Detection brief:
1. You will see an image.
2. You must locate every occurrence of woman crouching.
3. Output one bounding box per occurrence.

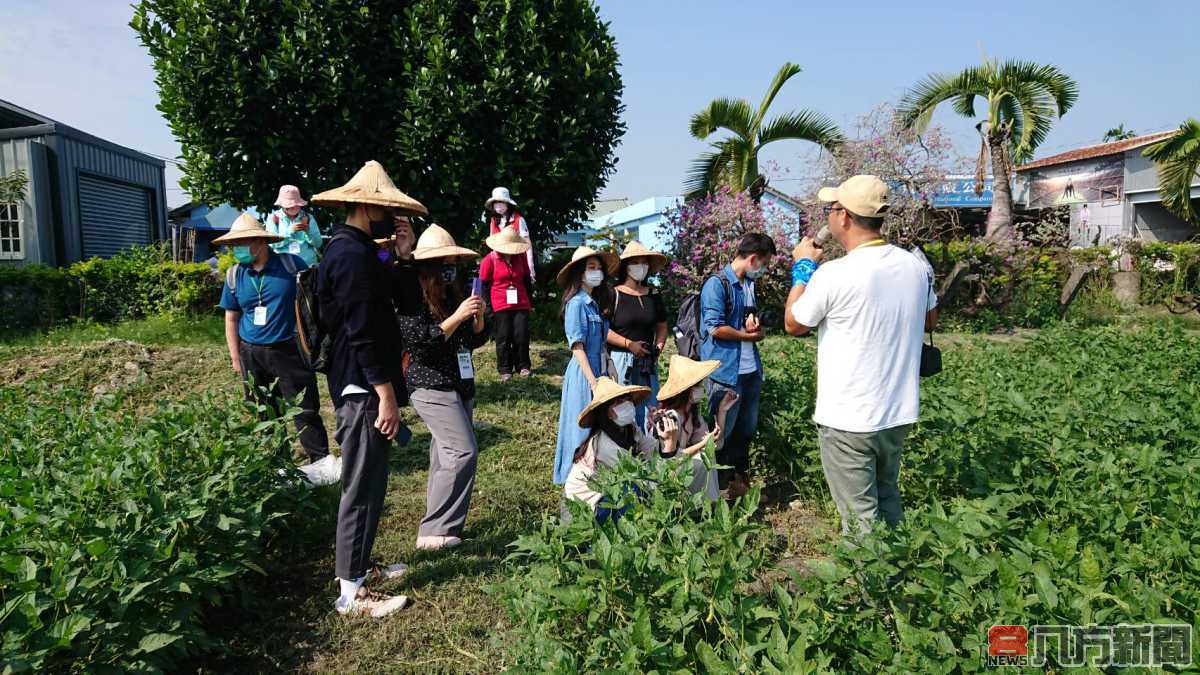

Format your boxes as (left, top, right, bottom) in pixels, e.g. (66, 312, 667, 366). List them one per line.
(649, 355, 739, 501)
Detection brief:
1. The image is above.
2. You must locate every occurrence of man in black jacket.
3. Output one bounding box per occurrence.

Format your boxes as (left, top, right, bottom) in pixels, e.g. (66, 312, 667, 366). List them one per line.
(311, 161, 428, 618)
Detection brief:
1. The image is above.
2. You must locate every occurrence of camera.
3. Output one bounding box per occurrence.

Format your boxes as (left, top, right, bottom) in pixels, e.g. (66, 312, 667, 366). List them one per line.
(650, 408, 679, 439)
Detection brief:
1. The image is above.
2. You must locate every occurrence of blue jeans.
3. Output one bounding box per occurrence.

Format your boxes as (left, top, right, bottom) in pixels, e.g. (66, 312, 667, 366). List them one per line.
(707, 371, 763, 488)
(610, 350, 659, 431)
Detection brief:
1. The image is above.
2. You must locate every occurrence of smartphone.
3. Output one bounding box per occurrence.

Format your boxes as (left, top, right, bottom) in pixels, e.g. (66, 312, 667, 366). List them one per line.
(470, 277, 482, 297)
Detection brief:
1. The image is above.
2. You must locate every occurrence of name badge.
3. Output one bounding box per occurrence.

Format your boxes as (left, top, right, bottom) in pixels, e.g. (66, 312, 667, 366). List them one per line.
(288, 241, 302, 255)
(457, 351, 474, 379)
(506, 286, 519, 305)
(253, 305, 268, 326)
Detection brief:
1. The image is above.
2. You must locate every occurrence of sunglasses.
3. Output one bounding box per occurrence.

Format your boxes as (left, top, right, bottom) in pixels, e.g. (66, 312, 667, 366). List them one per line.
(822, 205, 846, 216)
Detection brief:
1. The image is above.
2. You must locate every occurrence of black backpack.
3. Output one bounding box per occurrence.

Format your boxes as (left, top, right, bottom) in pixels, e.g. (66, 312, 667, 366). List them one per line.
(673, 274, 733, 360)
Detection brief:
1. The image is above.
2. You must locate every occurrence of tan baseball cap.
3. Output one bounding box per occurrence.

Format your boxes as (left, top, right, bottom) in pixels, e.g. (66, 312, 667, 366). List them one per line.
(817, 175, 890, 218)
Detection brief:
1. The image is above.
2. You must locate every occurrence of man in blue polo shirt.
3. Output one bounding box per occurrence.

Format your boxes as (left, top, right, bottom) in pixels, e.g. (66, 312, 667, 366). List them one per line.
(699, 232, 776, 499)
(216, 212, 329, 463)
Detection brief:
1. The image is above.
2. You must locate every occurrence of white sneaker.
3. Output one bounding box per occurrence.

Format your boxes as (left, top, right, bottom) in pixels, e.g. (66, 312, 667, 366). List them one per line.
(415, 535, 462, 550)
(363, 562, 408, 586)
(335, 589, 409, 618)
(298, 454, 342, 487)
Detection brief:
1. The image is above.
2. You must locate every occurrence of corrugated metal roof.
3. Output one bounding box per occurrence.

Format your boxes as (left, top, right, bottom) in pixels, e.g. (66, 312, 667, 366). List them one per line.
(1016, 131, 1178, 172)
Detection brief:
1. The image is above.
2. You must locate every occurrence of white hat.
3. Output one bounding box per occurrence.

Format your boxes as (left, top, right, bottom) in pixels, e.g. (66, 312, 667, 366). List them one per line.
(485, 186, 519, 212)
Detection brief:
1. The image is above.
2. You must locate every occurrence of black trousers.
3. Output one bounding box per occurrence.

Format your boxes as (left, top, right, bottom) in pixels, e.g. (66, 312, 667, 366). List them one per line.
(239, 339, 330, 462)
(493, 309, 530, 374)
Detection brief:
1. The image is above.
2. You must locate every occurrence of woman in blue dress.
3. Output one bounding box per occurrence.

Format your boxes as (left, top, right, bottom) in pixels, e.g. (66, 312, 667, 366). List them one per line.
(552, 246, 619, 485)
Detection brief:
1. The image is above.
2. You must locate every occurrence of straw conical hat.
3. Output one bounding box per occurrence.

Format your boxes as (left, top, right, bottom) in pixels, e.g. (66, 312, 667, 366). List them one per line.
(657, 355, 720, 402)
(556, 245, 620, 287)
(412, 224, 479, 262)
(212, 212, 285, 245)
(577, 377, 652, 428)
(485, 227, 531, 255)
(611, 240, 668, 276)
(310, 160, 428, 216)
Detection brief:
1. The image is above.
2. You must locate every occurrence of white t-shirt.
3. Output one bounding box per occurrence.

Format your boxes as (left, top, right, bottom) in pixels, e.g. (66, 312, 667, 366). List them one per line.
(790, 244, 937, 433)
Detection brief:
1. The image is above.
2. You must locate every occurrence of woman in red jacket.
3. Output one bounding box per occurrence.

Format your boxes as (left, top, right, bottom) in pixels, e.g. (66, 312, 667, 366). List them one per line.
(479, 227, 534, 380)
(485, 187, 535, 284)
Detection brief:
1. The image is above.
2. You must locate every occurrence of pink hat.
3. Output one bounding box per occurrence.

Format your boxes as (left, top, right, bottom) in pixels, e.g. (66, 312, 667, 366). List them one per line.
(274, 185, 308, 209)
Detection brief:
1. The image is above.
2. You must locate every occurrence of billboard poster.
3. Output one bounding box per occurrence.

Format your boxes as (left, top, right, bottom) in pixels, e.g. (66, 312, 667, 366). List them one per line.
(1025, 156, 1124, 209)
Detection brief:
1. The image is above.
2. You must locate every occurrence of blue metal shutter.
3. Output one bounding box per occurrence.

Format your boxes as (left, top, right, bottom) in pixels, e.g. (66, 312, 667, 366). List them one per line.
(78, 175, 152, 259)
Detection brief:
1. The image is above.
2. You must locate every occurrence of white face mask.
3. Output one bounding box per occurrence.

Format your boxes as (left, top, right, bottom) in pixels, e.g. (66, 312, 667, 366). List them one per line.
(690, 387, 705, 404)
(627, 263, 649, 281)
(611, 401, 636, 427)
(493, 202, 509, 215)
(583, 269, 604, 288)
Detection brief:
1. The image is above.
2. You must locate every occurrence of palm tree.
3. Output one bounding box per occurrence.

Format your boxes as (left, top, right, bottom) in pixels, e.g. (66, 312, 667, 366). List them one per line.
(685, 62, 842, 202)
(1143, 119, 1200, 222)
(896, 58, 1078, 239)
(1103, 124, 1136, 142)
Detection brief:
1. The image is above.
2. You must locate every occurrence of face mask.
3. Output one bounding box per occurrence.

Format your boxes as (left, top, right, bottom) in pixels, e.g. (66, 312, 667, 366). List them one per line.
(583, 269, 604, 288)
(494, 202, 509, 215)
(611, 401, 636, 427)
(232, 245, 254, 264)
(690, 387, 705, 404)
(369, 217, 394, 240)
(746, 260, 766, 280)
(628, 263, 649, 281)
(440, 265, 458, 284)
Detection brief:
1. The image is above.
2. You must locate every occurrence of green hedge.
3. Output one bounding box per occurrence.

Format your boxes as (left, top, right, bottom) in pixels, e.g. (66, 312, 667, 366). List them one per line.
(0, 245, 221, 330)
(0, 386, 315, 673)
(1128, 241, 1200, 305)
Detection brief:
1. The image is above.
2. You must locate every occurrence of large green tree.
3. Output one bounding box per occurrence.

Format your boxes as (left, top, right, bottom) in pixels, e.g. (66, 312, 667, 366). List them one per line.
(684, 63, 842, 202)
(1143, 119, 1200, 223)
(897, 58, 1078, 239)
(132, 0, 624, 247)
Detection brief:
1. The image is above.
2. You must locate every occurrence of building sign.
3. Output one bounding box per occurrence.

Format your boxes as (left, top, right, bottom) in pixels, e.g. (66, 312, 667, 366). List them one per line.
(1025, 156, 1124, 210)
(930, 176, 993, 208)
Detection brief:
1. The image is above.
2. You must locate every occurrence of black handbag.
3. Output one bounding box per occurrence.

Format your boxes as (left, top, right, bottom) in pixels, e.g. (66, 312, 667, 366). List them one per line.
(920, 330, 942, 378)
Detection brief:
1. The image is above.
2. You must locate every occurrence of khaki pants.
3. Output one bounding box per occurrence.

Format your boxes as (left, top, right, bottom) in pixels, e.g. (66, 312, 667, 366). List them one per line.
(817, 424, 911, 538)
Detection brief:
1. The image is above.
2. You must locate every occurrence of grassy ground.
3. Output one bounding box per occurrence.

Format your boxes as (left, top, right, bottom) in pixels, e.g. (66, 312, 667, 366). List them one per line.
(0, 315, 837, 672)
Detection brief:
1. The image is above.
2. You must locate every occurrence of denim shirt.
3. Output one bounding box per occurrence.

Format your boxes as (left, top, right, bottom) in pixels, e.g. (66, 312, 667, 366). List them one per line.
(564, 290, 608, 376)
(699, 265, 761, 386)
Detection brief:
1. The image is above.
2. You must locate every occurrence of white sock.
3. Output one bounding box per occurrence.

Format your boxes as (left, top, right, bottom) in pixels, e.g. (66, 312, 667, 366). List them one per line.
(338, 576, 365, 603)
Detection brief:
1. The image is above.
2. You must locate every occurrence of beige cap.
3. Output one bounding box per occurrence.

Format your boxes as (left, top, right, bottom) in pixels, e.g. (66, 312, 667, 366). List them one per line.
(412, 224, 479, 263)
(212, 212, 285, 245)
(817, 175, 890, 218)
(577, 377, 652, 428)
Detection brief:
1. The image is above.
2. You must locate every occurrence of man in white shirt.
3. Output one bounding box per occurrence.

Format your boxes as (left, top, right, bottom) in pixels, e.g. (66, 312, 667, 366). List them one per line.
(783, 175, 938, 537)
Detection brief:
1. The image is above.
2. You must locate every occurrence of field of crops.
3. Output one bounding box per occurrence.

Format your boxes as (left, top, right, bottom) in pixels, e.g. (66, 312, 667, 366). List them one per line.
(2, 319, 1198, 672)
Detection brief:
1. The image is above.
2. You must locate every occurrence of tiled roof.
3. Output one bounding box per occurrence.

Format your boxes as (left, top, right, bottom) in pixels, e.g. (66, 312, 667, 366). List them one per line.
(1016, 130, 1178, 172)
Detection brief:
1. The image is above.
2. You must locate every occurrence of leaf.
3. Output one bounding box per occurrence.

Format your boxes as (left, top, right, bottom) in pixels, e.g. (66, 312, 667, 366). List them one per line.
(1032, 561, 1058, 610)
(138, 632, 182, 654)
(48, 614, 92, 646)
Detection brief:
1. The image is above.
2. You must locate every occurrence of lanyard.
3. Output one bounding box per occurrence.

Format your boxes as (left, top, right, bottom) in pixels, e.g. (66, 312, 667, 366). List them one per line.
(855, 239, 886, 251)
(247, 270, 266, 307)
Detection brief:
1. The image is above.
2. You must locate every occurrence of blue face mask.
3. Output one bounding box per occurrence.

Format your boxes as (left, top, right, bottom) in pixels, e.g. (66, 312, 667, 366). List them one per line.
(746, 261, 766, 279)
(232, 245, 254, 264)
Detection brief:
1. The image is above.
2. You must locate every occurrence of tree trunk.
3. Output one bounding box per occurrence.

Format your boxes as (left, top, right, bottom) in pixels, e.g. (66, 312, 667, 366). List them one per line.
(985, 132, 1014, 240)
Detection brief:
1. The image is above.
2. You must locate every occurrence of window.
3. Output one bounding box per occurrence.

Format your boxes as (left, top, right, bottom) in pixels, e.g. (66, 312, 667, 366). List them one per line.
(0, 201, 23, 260)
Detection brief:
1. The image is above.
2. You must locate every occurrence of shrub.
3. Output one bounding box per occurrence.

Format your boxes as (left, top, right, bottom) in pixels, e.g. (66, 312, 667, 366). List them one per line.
(0, 265, 78, 330)
(488, 449, 828, 672)
(1129, 241, 1200, 306)
(0, 386, 314, 673)
(660, 189, 797, 325)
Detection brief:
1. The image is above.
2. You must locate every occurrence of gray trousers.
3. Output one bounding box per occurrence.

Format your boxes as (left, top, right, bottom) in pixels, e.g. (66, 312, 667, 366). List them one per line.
(817, 424, 911, 537)
(334, 394, 390, 580)
(410, 388, 478, 538)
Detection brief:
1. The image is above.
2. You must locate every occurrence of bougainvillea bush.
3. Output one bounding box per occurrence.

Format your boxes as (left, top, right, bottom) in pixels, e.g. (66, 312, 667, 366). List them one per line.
(660, 188, 798, 324)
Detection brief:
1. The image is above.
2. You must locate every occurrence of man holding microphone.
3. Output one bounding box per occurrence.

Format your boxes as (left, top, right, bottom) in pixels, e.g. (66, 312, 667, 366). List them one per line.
(784, 175, 938, 538)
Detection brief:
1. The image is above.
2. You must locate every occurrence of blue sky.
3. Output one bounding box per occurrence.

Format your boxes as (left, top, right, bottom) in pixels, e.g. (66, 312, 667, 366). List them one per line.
(2, 0, 1197, 208)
